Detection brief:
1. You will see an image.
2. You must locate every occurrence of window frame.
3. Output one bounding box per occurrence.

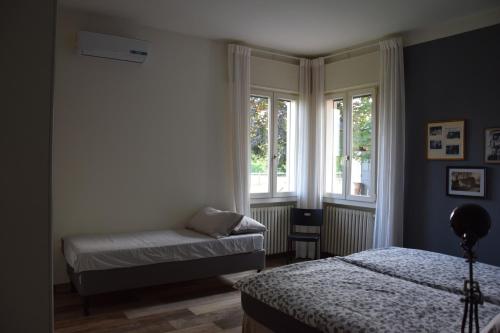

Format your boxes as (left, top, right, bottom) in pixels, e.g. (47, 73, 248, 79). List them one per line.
(324, 87, 377, 203)
(324, 92, 347, 200)
(249, 89, 273, 199)
(250, 88, 298, 200)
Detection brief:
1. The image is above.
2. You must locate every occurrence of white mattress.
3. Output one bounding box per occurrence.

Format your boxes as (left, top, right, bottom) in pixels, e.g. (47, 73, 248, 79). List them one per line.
(64, 228, 264, 273)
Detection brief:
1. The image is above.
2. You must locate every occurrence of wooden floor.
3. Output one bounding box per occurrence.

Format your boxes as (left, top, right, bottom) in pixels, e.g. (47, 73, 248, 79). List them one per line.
(54, 256, 287, 333)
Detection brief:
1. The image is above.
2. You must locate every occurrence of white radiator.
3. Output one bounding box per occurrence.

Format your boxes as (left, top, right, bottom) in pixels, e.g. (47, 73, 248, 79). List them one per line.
(322, 205, 375, 256)
(251, 204, 294, 255)
(251, 204, 374, 257)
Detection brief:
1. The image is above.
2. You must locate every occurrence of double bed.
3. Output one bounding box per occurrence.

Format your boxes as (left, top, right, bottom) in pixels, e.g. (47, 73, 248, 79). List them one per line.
(63, 228, 265, 315)
(235, 247, 500, 333)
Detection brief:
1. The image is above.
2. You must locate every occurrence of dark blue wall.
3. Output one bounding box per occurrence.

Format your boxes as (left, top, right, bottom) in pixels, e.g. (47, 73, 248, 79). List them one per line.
(404, 24, 500, 266)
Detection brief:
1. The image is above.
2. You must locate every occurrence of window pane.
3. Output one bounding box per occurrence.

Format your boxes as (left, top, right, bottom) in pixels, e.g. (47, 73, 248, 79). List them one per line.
(276, 99, 297, 193)
(250, 95, 270, 194)
(325, 99, 345, 195)
(350, 94, 373, 197)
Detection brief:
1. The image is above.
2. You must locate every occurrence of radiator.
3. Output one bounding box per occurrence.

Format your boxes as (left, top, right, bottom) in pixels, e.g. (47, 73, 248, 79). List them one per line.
(322, 205, 375, 256)
(251, 204, 294, 255)
(251, 204, 374, 257)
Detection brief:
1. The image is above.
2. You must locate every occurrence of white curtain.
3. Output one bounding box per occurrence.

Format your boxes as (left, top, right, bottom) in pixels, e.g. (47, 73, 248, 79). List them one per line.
(296, 59, 311, 209)
(228, 44, 251, 217)
(297, 57, 324, 209)
(374, 38, 406, 248)
(296, 57, 325, 258)
(310, 58, 325, 210)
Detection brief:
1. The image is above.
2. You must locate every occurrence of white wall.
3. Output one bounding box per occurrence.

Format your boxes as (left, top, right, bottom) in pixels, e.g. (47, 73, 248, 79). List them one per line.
(53, 9, 231, 284)
(325, 51, 379, 91)
(251, 56, 299, 92)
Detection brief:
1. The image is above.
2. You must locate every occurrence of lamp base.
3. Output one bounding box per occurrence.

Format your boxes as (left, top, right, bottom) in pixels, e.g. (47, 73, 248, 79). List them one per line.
(461, 246, 484, 333)
(461, 280, 482, 333)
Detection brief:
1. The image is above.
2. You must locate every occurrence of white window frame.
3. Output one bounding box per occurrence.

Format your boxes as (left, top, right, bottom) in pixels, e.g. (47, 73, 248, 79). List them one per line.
(324, 87, 377, 204)
(250, 88, 298, 200)
(324, 92, 348, 200)
(249, 89, 272, 199)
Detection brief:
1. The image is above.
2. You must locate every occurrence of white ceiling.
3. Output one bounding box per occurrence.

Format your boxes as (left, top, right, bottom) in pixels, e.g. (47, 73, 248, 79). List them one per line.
(61, 0, 500, 56)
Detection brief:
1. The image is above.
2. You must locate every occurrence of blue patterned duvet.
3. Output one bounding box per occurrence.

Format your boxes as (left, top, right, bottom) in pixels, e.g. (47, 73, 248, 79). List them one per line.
(340, 247, 500, 306)
(234, 247, 500, 333)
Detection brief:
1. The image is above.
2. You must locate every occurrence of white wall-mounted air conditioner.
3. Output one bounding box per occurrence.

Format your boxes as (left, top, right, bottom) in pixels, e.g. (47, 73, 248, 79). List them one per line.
(77, 31, 151, 63)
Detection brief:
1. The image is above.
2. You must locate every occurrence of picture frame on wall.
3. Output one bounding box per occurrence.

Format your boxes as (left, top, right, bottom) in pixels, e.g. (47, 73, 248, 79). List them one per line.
(447, 167, 486, 198)
(485, 127, 500, 164)
(427, 120, 465, 160)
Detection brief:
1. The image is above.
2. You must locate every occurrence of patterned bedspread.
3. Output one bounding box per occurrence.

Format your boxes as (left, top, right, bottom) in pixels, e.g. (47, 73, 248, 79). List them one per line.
(234, 249, 500, 333)
(340, 247, 500, 306)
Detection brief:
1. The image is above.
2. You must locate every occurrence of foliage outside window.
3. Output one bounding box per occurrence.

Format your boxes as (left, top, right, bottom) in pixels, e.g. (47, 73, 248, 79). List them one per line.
(250, 90, 297, 198)
(325, 88, 376, 202)
(250, 96, 270, 190)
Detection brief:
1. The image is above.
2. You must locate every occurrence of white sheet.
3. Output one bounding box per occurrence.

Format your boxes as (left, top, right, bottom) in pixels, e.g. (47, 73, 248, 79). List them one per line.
(64, 228, 263, 273)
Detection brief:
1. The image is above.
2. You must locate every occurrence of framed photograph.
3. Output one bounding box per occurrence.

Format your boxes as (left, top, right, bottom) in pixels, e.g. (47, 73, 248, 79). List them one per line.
(485, 128, 500, 164)
(427, 120, 465, 160)
(447, 167, 486, 198)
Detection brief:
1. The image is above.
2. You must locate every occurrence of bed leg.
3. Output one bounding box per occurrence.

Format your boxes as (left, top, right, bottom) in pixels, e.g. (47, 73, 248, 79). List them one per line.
(82, 296, 90, 316)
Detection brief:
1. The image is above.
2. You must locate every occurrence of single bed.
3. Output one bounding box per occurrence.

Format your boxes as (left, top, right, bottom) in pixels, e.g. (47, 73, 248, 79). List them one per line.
(63, 228, 265, 315)
(234, 247, 500, 333)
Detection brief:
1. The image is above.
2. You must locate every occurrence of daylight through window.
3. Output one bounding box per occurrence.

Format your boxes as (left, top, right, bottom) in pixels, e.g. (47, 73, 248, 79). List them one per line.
(325, 88, 376, 202)
(250, 90, 298, 198)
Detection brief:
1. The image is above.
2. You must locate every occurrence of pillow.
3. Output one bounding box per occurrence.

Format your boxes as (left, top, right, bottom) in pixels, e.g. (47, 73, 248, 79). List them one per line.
(231, 215, 267, 235)
(187, 207, 243, 238)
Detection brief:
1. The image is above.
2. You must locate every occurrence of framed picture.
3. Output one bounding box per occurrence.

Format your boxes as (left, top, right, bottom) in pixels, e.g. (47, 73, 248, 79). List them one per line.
(427, 120, 465, 160)
(447, 167, 486, 198)
(485, 127, 500, 164)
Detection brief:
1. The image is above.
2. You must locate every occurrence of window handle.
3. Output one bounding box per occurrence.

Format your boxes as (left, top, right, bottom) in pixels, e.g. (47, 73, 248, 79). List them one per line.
(273, 154, 278, 160)
(345, 155, 350, 161)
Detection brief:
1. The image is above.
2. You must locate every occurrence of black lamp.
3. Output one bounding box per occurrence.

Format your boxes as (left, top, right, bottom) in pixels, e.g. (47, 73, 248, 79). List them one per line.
(450, 204, 491, 333)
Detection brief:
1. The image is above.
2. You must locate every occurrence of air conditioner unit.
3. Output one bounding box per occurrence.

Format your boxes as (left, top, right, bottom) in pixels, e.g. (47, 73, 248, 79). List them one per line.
(77, 31, 150, 63)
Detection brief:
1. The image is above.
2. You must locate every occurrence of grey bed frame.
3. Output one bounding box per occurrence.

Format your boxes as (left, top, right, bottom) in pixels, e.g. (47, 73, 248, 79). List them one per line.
(65, 246, 265, 315)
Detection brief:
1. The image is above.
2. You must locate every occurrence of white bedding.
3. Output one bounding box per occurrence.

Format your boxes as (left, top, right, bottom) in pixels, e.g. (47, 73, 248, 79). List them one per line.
(64, 228, 264, 273)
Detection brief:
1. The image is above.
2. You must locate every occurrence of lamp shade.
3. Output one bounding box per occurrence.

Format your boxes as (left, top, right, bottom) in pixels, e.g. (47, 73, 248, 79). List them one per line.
(450, 204, 491, 248)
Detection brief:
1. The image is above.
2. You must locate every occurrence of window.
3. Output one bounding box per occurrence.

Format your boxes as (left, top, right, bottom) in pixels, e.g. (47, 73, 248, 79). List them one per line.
(250, 89, 298, 198)
(325, 88, 376, 202)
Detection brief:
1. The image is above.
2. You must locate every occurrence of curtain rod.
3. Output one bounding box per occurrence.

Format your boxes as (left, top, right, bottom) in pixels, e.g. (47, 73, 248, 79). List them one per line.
(250, 42, 379, 63)
(250, 48, 302, 62)
(249, 37, 390, 64)
(322, 41, 380, 61)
